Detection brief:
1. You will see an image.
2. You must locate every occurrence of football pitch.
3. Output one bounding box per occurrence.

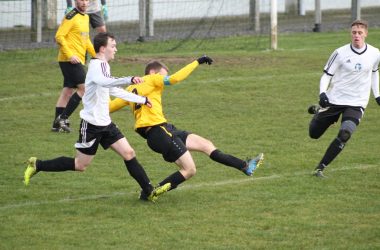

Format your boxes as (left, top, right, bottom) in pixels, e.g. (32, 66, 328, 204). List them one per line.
(0, 31, 379, 249)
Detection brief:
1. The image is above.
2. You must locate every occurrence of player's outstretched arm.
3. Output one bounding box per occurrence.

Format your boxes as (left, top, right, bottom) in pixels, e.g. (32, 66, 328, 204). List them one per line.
(168, 55, 213, 85)
(109, 88, 151, 112)
(109, 98, 129, 113)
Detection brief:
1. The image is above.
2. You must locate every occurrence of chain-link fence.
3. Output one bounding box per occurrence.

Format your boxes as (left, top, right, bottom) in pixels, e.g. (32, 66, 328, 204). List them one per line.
(1, 0, 380, 52)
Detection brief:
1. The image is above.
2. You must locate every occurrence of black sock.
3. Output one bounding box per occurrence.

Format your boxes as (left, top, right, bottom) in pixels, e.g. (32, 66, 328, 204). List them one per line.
(159, 171, 186, 190)
(209, 149, 246, 170)
(124, 158, 153, 195)
(55, 107, 65, 119)
(318, 138, 345, 170)
(61, 92, 82, 120)
(53, 107, 65, 127)
(36, 157, 75, 172)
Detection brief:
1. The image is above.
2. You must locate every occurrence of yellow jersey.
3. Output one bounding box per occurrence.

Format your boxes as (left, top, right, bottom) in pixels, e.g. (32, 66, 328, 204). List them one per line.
(55, 9, 96, 64)
(109, 60, 199, 129)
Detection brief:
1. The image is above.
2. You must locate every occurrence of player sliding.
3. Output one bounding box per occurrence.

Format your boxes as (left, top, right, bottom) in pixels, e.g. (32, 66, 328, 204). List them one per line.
(307, 20, 380, 178)
(109, 56, 264, 200)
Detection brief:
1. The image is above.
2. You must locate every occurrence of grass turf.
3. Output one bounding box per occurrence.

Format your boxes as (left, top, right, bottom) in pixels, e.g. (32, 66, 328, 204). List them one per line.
(0, 30, 380, 249)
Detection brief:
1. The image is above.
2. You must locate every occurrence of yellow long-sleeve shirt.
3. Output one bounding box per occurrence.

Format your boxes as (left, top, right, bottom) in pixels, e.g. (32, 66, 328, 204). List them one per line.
(109, 60, 199, 129)
(55, 9, 96, 64)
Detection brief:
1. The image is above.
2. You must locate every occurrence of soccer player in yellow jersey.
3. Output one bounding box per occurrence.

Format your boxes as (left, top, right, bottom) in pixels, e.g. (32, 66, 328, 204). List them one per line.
(52, 0, 96, 132)
(109, 56, 264, 200)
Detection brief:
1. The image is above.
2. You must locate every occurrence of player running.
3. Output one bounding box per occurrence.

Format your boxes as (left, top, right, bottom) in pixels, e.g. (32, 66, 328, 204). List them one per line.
(308, 20, 380, 178)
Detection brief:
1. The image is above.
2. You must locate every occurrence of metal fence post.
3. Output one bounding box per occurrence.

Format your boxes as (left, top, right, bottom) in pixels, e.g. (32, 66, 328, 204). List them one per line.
(138, 0, 147, 41)
(351, 0, 361, 21)
(147, 0, 154, 37)
(44, 0, 57, 29)
(313, 0, 321, 32)
(249, 0, 260, 32)
(31, 0, 42, 42)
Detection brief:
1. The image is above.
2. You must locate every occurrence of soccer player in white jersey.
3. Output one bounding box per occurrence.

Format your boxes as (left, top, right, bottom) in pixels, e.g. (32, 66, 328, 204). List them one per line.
(23, 32, 170, 202)
(309, 20, 380, 178)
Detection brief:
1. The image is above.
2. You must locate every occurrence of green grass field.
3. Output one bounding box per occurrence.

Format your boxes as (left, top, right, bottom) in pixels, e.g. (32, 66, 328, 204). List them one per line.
(1, 30, 380, 249)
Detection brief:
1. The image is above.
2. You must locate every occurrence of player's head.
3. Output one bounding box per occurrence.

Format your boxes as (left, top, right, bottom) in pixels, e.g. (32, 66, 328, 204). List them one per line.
(350, 19, 368, 49)
(145, 61, 169, 76)
(93, 32, 117, 61)
(75, 0, 89, 13)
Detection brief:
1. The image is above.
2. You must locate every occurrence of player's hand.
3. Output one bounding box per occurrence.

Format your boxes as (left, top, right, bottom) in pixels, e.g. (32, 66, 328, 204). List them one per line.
(197, 55, 213, 65)
(102, 5, 108, 21)
(307, 104, 320, 115)
(69, 55, 81, 64)
(131, 76, 143, 84)
(144, 97, 152, 108)
(376, 96, 380, 106)
(319, 92, 330, 108)
(65, 7, 74, 14)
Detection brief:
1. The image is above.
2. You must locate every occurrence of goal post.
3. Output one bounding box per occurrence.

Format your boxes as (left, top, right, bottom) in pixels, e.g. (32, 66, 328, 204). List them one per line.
(270, 0, 277, 50)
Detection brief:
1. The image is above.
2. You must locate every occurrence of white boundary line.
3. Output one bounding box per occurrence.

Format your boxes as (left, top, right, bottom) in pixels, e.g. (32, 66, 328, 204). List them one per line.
(0, 92, 57, 102)
(1, 164, 377, 210)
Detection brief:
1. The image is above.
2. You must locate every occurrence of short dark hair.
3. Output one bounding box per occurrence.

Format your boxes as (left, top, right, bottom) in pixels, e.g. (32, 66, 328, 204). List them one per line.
(144, 61, 169, 75)
(351, 19, 368, 30)
(93, 32, 115, 53)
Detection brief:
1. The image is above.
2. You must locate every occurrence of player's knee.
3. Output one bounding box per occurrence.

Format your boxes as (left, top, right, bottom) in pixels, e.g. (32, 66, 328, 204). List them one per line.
(202, 137, 214, 146)
(309, 121, 322, 139)
(189, 166, 196, 177)
(206, 139, 216, 149)
(338, 120, 357, 143)
(337, 129, 351, 143)
(309, 127, 322, 139)
(62, 88, 73, 98)
(180, 163, 196, 179)
(309, 130, 320, 139)
(119, 147, 136, 161)
(124, 149, 136, 161)
(185, 167, 196, 179)
(76, 88, 85, 97)
(200, 138, 216, 154)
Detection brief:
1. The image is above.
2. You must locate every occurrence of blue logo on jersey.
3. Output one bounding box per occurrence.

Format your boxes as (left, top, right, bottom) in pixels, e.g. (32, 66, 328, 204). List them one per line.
(354, 63, 362, 71)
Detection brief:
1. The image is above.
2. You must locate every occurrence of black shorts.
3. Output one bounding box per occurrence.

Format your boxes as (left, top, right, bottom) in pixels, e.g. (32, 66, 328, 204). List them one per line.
(309, 105, 364, 138)
(89, 11, 105, 29)
(75, 119, 124, 155)
(59, 62, 86, 88)
(139, 123, 190, 163)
